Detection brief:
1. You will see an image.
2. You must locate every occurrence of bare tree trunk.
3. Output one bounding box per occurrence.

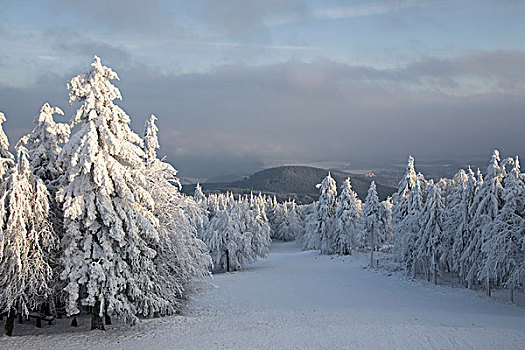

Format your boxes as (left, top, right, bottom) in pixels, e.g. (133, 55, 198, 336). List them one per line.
(71, 316, 78, 327)
(225, 249, 231, 272)
(4, 307, 16, 336)
(370, 228, 375, 268)
(105, 314, 112, 325)
(36, 316, 42, 328)
(509, 287, 514, 303)
(91, 300, 105, 330)
(486, 278, 491, 297)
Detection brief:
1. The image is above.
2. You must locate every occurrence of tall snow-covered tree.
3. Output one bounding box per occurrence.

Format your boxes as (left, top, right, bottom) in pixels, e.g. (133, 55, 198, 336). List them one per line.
(21, 103, 70, 185)
(20, 103, 72, 305)
(361, 181, 380, 267)
(481, 156, 524, 300)
(398, 170, 426, 274)
(445, 168, 477, 282)
(299, 202, 319, 250)
(318, 173, 337, 254)
(378, 197, 393, 246)
(0, 146, 56, 336)
(333, 178, 362, 255)
(56, 56, 166, 329)
(141, 114, 211, 316)
(414, 180, 445, 284)
(392, 156, 418, 261)
(462, 150, 503, 291)
(0, 112, 14, 178)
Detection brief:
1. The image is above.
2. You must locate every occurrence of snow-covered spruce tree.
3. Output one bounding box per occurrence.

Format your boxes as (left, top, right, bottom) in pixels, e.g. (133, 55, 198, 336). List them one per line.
(22, 103, 70, 185)
(203, 199, 258, 272)
(276, 201, 300, 241)
(0, 112, 14, 178)
(414, 180, 445, 284)
(333, 178, 362, 255)
(392, 156, 418, 260)
(0, 146, 56, 336)
(56, 56, 167, 329)
(481, 156, 524, 301)
(317, 173, 337, 255)
(392, 158, 426, 274)
(239, 196, 271, 260)
(194, 183, 206, 205)
(445, 168, 477, 283)
(461, 150, 503, 292)
(267, 196, 283, 239)
(361, 181, 380, 267)
(299, 202, 319, 250)
(378, 197, 393, 247)
(20, 103, 71, 306)
(141, 114, 211, 314)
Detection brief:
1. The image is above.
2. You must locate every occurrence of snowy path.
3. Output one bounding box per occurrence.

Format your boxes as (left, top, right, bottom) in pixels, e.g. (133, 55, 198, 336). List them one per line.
(2, 241, 525, 349)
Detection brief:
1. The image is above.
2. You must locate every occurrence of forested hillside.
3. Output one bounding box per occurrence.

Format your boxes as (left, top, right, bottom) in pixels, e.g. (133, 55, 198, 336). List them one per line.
(183, 166, 395, 203)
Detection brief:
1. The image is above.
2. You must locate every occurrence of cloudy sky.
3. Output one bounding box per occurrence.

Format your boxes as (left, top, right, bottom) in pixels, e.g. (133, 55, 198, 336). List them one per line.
(1, 0, 524, 178)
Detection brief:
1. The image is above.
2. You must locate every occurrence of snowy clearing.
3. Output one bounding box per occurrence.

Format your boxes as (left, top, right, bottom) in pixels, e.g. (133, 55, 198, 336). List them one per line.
(2, 241, 525, 350)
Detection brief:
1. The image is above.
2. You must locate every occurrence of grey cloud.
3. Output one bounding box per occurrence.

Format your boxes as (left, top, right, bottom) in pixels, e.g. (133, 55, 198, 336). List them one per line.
(1, 52, 523, 178)
(45, 29, 132, 65)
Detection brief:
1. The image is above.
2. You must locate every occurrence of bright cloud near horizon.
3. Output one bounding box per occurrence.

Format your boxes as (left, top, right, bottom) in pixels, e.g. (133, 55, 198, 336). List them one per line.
(1, 0, 524, 178)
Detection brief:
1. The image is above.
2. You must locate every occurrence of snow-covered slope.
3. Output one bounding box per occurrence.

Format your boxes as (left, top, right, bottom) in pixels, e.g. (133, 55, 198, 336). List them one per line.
(2, 242, 525, 349)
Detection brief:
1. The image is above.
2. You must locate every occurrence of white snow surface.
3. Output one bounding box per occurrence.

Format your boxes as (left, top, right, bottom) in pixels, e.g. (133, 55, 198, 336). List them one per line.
(2, 241, 525, 349)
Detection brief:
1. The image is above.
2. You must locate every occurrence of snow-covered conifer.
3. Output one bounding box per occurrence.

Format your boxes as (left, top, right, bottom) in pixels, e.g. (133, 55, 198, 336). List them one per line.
(194, 183, 206, 204)
(141, 114, 211, 314)
(361, 181, 380, 267)
(462, 150, 503, 291)
(445, 168, 476, 281)
(277, 201, 301, 241)
(414, 180, 445, 283)
(143, 114, 159, 163)
(392, 156, 418, 260)
(21, 103, 70, 185)
(0, 112, 14, 178)
(56, 56, 167, 328)
(333, 178, 362, 255)
(481, 156, 524, 298)
(378, 197, 393, 247)
(0, 146, 56, 335)
(316, 173, 337, 254)
(203, 200, 258, 272)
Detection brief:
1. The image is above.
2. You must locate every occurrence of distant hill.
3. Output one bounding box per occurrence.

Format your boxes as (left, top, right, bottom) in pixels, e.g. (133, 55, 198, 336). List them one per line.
(182, 165, 396, 204)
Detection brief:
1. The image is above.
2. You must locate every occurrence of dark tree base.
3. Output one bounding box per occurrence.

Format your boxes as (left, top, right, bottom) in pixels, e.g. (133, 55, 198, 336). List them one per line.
(91, 301, 105, 331)
(4, 308, 16, 336)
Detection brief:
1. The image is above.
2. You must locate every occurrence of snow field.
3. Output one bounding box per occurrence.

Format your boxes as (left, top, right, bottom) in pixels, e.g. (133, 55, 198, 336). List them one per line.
(3, 241, 524, 350)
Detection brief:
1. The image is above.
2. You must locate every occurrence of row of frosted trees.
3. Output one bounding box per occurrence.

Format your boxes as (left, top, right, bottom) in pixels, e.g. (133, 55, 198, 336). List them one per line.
(0, 57, 215, 335)
(194, 188, 305, 272)
(301, 152, 524, 301)
(392, 152, 524, 300)
(300, 174, 393, 262)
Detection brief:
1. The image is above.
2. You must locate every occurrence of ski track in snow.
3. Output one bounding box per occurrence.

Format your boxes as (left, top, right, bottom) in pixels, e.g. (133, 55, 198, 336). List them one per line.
(2, 241, 525, 349)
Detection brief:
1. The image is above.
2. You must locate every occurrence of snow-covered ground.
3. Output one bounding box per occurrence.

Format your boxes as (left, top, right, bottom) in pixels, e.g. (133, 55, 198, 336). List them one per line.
(2, 241, 525, 349)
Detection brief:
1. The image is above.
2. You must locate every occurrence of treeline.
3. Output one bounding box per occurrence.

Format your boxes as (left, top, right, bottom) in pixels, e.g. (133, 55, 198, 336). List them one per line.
(300, 153, 525, 301)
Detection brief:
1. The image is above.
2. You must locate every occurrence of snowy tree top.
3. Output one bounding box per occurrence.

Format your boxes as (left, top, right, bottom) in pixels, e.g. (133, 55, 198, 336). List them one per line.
(317, 172, 337, 194)
(144, 114, 159, 163)
(0, 112, 12, 154)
